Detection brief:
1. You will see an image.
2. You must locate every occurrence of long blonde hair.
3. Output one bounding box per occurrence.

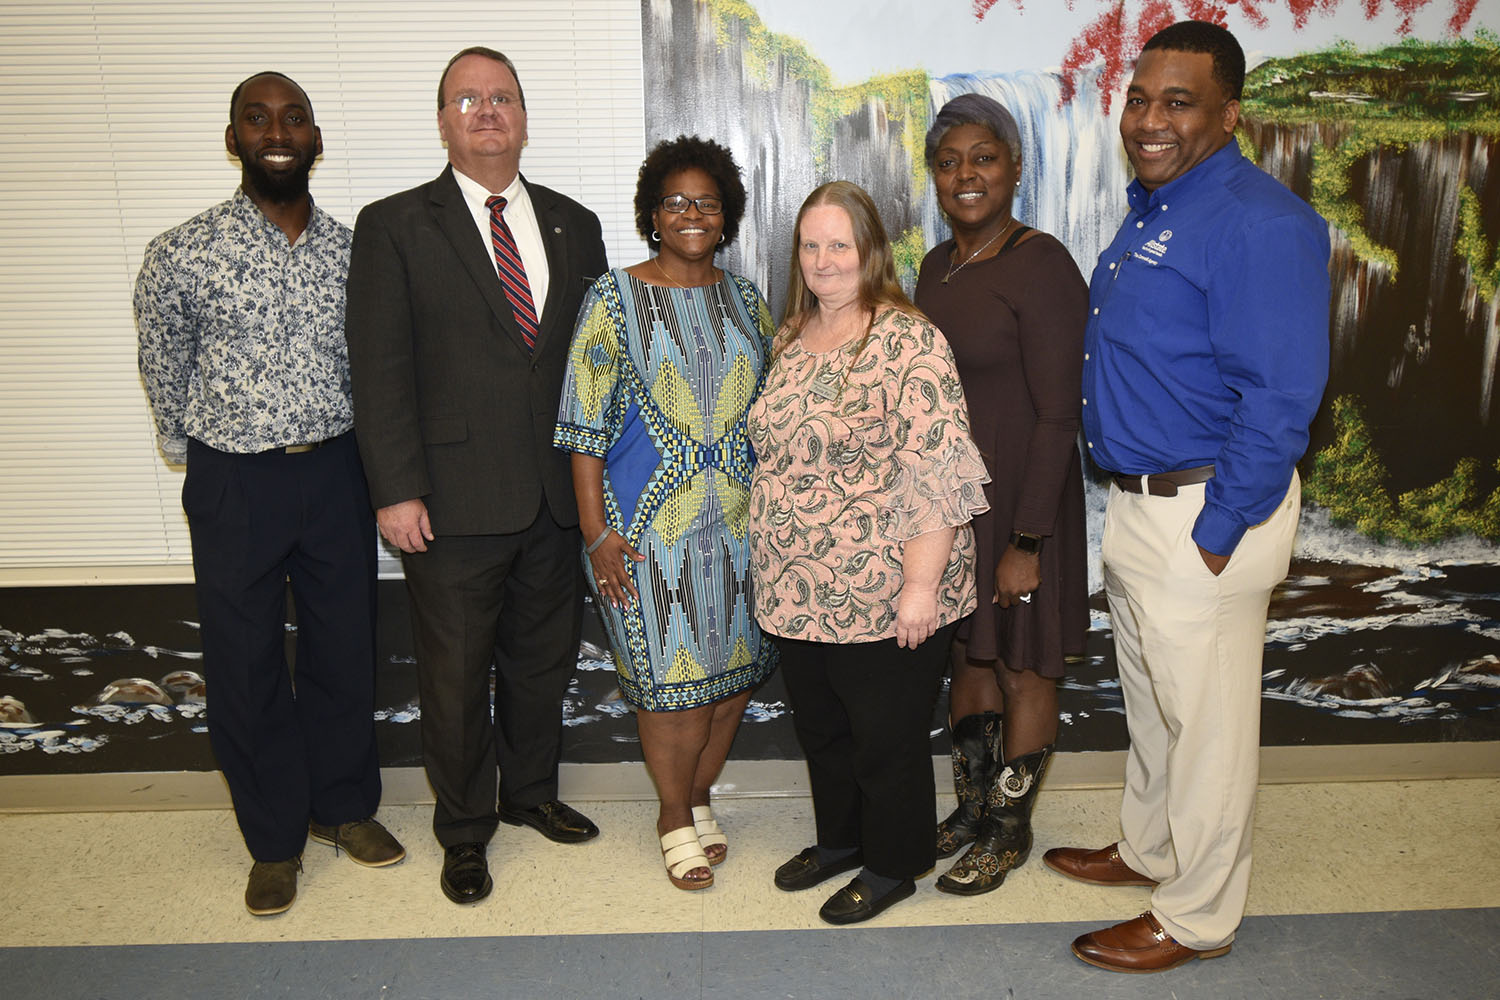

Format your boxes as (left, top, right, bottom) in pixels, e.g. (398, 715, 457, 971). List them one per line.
(776, 180, 925, 362)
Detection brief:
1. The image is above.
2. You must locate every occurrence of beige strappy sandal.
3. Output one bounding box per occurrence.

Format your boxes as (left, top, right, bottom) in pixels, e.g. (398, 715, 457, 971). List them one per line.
(660, 826, 714, 890)
(692, 805, 728, 866)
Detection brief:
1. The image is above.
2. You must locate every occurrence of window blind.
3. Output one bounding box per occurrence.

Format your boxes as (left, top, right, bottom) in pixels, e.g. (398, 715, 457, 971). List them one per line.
(0, 0, 646, 583)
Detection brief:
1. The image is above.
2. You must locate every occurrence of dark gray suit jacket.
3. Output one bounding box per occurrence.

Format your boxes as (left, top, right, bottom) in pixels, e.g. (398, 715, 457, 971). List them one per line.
(346, 166, 607, 535)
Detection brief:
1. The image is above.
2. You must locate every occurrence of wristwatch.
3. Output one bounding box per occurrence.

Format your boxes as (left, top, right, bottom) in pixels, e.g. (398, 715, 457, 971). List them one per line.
(1010, 531, 1044, 555)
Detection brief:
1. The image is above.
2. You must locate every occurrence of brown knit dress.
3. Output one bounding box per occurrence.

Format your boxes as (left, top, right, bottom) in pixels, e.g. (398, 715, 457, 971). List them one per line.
(915, 230, 1090, 676)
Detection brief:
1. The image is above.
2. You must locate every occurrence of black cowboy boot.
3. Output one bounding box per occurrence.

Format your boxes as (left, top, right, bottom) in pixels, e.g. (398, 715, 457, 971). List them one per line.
(935, 712, 1002, 859)
(936, 743, 1052, 895)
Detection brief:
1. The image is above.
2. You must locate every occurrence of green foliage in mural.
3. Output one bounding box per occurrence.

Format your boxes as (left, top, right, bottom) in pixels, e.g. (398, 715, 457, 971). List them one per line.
(1244, 36, 1500, 280)
(823, 71, 931, 188)
(892, 225, 926, 288)
(1455, 187, 1500, 302)
(710, 0, 831, 92)
(1306, 395, 1500, 542)
(706, 0, 930, 188)
(1305, 395, 1399, 536)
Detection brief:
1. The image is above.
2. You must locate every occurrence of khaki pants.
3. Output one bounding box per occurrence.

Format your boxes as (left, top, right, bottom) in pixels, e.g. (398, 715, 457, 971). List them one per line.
(1103, 472, 1299, 949)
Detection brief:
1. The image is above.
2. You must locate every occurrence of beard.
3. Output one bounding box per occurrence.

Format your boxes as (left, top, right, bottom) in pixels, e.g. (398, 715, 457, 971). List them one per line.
(238, 149, 315, 205)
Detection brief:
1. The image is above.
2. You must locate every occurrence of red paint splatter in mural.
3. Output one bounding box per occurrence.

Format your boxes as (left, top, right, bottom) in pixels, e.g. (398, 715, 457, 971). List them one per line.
(1448, 0, 1478, 35)
(987, 0, 1479, 110)
(1282, 0, 1342, 29)
(972, 0, 1023, 18)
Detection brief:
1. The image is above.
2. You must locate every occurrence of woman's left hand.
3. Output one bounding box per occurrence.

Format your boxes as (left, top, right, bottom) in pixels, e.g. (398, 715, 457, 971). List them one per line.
(895, 586, 940, 649)
(994, 544, 1042, 608)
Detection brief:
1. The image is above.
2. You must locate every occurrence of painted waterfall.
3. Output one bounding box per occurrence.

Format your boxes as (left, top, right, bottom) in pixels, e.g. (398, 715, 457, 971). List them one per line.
(641, 0, 1500, 746)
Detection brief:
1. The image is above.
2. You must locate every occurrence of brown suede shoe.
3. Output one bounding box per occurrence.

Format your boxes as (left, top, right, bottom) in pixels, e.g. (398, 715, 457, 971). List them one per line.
(245, 857, 301, 916)
(1071, 912, 1231, 973)
(309, 817, 407, 867)
(1043, 843, 1159, 887)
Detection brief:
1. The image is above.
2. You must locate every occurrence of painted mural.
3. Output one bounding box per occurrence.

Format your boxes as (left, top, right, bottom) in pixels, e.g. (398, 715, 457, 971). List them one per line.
(641, 0, 1500, 744)
(4, 0, 1499, 776)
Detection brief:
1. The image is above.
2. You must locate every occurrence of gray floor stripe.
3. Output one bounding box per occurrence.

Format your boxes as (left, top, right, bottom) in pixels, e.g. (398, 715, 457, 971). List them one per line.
(9, 908, 1497, 999)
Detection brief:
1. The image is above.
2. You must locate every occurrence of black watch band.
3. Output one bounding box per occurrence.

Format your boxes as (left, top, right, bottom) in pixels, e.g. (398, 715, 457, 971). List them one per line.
(1011, 531, 1043, 554)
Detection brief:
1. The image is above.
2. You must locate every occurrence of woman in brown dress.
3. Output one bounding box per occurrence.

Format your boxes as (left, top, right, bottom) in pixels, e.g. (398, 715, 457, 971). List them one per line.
(914, 93, 1089, 896)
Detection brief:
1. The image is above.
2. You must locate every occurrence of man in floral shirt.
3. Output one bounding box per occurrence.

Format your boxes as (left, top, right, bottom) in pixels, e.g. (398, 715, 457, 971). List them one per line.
(135, 72, 403, 916)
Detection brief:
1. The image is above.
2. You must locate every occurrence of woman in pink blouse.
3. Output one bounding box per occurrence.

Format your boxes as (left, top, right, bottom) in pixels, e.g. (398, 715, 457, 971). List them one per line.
(747, 181, 991, 924)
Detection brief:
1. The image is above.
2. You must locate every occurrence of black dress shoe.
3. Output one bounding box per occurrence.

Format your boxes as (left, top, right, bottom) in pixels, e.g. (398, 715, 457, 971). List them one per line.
(441, 842, 492, 904)
(498, 800, 599, 844)
(773, 846, 864, 891)
(818, 876, 916, 925)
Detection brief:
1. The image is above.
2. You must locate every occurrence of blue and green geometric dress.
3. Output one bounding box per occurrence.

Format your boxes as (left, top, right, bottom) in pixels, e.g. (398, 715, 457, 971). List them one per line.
(554, 268, 777, 711)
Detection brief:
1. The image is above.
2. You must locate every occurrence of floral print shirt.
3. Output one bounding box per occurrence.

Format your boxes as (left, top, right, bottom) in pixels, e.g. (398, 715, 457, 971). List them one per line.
(748, 307, 991, 643)
(135, 189, 354, 463)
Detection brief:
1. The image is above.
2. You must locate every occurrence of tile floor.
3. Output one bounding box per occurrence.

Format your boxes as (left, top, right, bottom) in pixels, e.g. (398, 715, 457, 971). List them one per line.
(3, 779, 1498, 997)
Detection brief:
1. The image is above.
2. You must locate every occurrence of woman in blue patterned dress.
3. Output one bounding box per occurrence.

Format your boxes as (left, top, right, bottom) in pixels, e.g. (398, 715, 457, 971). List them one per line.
(554, 137, 775, 891)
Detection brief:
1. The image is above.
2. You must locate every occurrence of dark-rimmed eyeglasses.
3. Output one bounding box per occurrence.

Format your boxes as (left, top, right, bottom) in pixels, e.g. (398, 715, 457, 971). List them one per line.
(659, 195, 723, 215)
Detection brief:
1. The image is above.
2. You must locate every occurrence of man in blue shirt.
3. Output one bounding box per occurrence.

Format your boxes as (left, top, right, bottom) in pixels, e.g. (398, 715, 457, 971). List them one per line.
(1042, 21, 1330, 972)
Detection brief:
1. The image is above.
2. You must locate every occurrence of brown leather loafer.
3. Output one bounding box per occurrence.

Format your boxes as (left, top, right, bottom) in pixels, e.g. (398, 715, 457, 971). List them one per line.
(1043, 843, 1159, 887)
(1071, 912, 1231, 973)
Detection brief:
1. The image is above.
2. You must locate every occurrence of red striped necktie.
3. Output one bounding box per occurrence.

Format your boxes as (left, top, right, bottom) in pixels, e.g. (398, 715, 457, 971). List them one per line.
(485, 195, 539, 351)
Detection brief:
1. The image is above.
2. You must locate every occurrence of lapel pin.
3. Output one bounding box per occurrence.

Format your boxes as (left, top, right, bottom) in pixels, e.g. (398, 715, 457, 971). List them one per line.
(554, 226, 562, 233)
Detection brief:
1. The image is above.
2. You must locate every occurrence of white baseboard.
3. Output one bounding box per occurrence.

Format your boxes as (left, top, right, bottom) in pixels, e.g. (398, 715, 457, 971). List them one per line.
(2, 742, 1495, 814)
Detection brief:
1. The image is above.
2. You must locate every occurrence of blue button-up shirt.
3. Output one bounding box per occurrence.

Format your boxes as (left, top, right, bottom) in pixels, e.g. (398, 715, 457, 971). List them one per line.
(1081, 141, 1331, 555)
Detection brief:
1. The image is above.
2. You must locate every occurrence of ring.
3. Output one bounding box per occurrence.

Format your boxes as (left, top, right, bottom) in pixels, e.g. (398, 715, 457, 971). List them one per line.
(1019, 593, 1033, 603)
(598, 577, 608, 585)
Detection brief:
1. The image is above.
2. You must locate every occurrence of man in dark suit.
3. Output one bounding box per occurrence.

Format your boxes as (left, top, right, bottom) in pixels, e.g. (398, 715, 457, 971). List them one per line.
(345, 47, 606, 905)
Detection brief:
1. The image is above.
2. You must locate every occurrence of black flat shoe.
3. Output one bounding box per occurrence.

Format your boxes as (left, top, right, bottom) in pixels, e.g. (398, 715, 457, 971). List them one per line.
(441, 842, 492, 904)
(498, 800, 600, 844)
(818, 876, 916, 925)
(773, 846, 864, 892)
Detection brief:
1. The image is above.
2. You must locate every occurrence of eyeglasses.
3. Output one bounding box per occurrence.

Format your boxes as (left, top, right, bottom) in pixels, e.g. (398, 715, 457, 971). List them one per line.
(659, 195, 723, 215)
(445, 93, 518, 114)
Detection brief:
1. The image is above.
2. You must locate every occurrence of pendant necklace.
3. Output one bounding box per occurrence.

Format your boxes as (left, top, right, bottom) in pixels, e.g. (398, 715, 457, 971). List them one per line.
(943, 218, 1016, 284)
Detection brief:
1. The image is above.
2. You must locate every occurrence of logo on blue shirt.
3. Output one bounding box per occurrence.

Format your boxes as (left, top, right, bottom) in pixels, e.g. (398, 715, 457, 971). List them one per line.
(1141, 229, 1173, 259)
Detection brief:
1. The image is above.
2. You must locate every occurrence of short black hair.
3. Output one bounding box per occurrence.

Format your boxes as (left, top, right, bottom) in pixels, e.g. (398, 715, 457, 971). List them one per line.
(1141, 20, 1245, 101)
(633, 136, 747, 245)
(438, 47, 526, 110)
(229, 71, 312, 122)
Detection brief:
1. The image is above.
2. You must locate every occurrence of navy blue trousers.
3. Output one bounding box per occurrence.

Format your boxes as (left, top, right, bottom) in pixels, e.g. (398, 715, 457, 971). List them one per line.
(184, 434, 382, 862)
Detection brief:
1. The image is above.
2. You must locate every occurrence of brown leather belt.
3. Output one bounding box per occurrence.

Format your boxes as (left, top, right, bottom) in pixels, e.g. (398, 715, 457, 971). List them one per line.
(1110, 464, 1215, 497)
(276, 436, 338, 455)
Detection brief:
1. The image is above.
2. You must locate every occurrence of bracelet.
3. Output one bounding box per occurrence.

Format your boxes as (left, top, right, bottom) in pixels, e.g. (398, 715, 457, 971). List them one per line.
(585, 528, 612, 555)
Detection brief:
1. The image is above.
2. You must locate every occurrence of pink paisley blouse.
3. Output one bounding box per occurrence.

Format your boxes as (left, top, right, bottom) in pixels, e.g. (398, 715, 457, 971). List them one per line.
(747, 307, 991, 643)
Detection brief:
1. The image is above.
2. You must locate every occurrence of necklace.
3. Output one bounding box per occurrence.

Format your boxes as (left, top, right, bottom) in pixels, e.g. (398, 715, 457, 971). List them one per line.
(942, 218, 1016, 284)
(653, 256, 718, 289)
(653, 256, 687, 288)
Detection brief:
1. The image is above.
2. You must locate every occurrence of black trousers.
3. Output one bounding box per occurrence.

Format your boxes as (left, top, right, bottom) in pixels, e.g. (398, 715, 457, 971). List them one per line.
(775, 623, 956, 880)
(399, 506, 583, 847)
(184, 434, 382, 862)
